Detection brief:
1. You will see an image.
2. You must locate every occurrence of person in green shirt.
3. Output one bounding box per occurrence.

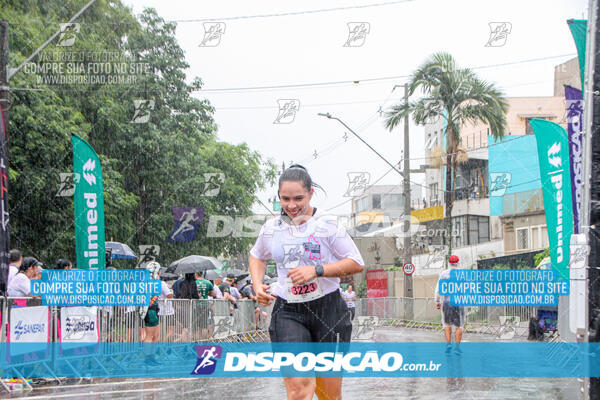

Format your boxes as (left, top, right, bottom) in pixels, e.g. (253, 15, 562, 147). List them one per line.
(196, 272, 216, 299)
(195, 272, 216, 340)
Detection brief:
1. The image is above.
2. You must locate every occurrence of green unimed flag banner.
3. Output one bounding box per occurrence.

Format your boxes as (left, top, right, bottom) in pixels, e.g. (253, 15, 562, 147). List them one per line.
(72, 134, 106, 269)
(531, 119, 573, 279)
(567, 19, 587, 94)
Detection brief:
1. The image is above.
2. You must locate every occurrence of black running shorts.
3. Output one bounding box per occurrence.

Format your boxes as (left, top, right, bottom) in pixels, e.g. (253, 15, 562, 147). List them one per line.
(269, 290, 352, 342)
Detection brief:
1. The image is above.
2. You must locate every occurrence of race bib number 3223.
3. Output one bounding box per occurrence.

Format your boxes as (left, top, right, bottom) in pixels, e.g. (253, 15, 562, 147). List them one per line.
(286, 278, 324, 303)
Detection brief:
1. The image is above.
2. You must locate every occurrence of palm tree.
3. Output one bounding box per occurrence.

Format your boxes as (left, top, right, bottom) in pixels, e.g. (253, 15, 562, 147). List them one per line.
(384, 52, 508, 261)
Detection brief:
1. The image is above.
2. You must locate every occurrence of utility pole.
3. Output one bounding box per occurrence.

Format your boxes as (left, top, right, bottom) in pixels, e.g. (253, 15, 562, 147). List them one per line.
(402, 83, 414, 306)
(584, 0, 600, 398)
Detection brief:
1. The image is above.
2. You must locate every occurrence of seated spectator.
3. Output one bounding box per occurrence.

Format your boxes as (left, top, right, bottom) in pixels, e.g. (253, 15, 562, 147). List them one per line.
(8, 257, 41, 297)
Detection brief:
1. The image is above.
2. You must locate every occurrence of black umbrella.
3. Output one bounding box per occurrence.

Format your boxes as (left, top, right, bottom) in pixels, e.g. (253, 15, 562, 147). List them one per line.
(204, 270, 222, 281)
(105, 241, 137, 260)
(223, 268, 247, 277)
(168, 255, 222, 274)
(234, 273, 249, 283)
(160, 272, 179, 281)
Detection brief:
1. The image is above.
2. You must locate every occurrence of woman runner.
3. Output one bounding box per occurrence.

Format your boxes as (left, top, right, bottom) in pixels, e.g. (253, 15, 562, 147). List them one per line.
(250, 165, 364, 400)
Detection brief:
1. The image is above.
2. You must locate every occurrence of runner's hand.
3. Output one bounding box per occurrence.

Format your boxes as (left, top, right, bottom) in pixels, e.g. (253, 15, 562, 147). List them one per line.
(254, 284, 276, 306)
(436, 302, 441, 309)
(287, 266, 318, 286)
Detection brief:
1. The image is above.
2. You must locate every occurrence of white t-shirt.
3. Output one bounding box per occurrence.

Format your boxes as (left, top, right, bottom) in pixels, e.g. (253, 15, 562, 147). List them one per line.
(8, 272, 31, 297)
(213, 284, 223, 299)
(7, 264, 18, 287)
(250, 210, 364, 301)
(158, 281, 174, 315)
(342, 290, 356, 308)
(230, 286, 241, 299)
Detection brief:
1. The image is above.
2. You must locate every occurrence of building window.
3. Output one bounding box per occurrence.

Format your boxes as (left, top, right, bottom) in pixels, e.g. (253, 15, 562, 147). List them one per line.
(525, 118, 534, 135)
(526, 117, 548, 135)
(356, 196, 369, 212)
(383, 194, 403, 209)
(451, 215, 490, 249)
(516, 228, 529, 250)
(531, 225, 548, 250)
(452, 217, 467, 248)
(429, 183, 439, 205)
(372, 194, 381, 209)
(475, 216, 490, 243)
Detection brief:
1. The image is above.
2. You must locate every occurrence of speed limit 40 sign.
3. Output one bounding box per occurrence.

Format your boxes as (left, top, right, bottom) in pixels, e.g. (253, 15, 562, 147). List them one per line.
(403, 262, 415, 275)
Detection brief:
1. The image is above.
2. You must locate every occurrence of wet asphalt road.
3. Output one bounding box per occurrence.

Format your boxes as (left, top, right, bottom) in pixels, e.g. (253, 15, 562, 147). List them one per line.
(5, 327, 581, 400)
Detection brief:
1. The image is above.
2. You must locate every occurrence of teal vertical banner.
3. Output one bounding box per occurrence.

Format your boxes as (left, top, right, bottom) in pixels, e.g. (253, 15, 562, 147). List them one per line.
(567, 19, 587, 94)
(72, 134, 106, 269)
(531, 119, 573, 279)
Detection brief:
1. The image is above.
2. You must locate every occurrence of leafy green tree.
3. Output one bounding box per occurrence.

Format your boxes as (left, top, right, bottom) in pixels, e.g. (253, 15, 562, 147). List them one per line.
(384, 52, 508, 262)
(1, 1, 275, 266)
(534, 248, 550, 266)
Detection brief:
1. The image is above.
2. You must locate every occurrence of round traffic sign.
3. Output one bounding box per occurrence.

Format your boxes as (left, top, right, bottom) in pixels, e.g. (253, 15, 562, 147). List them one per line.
(403, 262, 415, 275)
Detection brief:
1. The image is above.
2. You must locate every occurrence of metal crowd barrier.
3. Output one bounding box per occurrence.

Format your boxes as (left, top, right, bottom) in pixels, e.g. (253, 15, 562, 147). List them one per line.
(0, 294, 538, 391)
(1, 298, 269, 344)
(0, 296, 539, 345)
(0, 296, 274, 392)
(355, 297, 538, 336)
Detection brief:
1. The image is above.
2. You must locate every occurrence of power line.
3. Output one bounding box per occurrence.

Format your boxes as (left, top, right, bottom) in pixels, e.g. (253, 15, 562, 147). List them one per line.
(168, 0, 417, 23)
(4, 0, 417, 30)
(215, 98, 389, 110)
(197, 54, 575, 92)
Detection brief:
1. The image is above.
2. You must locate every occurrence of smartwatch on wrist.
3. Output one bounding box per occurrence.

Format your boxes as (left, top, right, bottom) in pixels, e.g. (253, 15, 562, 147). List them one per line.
(315, 264, 324, 277)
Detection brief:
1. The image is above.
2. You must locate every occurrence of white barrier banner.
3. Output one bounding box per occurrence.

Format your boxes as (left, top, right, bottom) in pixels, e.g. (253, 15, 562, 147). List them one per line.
(10, 306, 49, 343)
(61, 306, 99, 343)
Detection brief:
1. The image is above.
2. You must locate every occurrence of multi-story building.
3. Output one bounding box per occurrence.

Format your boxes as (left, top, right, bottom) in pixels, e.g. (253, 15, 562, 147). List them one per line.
(354, 57, 579, 275)
(349, 184, 422, 235)
(414, 88, 571, 272)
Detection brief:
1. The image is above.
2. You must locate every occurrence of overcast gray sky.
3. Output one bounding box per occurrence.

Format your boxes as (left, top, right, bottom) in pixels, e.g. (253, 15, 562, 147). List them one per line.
(125, 0, 587, 216)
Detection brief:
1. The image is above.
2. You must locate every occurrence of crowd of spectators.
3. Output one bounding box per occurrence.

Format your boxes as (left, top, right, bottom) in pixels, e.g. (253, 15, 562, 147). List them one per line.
(6, 249, 73, 298)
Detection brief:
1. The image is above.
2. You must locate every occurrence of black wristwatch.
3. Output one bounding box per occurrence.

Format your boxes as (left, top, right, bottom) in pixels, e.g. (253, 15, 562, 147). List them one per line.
(315, 264, 324, 277)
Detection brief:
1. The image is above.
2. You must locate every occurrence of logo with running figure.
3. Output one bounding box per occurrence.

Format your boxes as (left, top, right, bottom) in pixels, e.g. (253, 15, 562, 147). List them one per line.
(56, 172, 80, 197)
(191, 345, 222, 375)
(199, 22, 226, 47)
(202, 173, 225, 197)
(344, 172, 370, 197)
(485, 22, 512, 47)
(282, 244, 304, 268)
(344, 22, 370, 47)
(168, 207, 204, 242)
(489, 172, 512, 197)
(273, 99, 300, 124)
(130, 100, 155, 124)
(57, 23, 80, 47)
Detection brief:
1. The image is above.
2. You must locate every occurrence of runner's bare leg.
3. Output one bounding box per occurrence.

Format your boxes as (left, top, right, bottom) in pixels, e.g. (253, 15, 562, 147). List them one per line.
(316, 376, 343, 400)
(284, 377, 315, 400)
